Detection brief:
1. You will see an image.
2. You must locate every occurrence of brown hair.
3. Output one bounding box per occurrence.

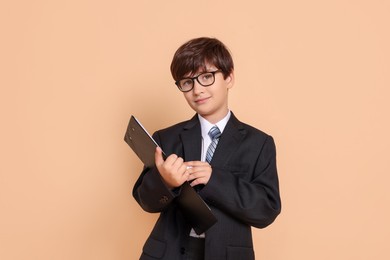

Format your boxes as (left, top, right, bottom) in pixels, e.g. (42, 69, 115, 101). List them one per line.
(170, 37, 234, 81)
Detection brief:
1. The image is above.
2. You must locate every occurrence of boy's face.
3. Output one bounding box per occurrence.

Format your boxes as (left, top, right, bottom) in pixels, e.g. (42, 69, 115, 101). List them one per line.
(182, 64, 234, 124)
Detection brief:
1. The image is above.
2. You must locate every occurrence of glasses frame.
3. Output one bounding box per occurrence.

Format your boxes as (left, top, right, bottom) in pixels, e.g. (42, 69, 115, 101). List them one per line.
(175, 70, 222, 92)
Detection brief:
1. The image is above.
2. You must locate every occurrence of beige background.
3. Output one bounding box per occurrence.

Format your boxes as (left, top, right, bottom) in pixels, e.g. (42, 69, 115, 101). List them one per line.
(1, 0, 389, 259)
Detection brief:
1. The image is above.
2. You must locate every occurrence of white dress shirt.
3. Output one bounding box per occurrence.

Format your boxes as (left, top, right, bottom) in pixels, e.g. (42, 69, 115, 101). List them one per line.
(189, 110, 231, 238)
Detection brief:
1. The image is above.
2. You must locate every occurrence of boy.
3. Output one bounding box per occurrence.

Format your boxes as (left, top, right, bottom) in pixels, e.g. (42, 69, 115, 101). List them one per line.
(133, 37, 281, 260)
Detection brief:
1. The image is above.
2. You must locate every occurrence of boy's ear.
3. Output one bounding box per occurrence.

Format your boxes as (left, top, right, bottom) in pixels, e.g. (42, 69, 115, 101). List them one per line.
(226, 70, 235, 89)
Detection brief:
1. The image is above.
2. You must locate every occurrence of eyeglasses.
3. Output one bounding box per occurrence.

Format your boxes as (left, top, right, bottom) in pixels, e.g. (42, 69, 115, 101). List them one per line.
(175, 70, 222, 92)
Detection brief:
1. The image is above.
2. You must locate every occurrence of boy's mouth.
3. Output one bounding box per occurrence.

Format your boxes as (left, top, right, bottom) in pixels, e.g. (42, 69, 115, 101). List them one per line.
(195, 97, 210, 104)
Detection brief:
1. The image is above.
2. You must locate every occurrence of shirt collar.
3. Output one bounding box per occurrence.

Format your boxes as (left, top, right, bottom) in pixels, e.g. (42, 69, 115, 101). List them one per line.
(198, 110, 231, 138)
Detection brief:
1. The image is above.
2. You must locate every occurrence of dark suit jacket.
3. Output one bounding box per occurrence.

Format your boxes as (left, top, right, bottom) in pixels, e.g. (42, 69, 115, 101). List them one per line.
(133, 112, 281, 260)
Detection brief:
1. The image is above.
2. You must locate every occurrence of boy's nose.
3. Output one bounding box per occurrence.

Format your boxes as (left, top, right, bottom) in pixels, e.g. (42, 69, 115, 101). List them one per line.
(192, 80, 204, 95)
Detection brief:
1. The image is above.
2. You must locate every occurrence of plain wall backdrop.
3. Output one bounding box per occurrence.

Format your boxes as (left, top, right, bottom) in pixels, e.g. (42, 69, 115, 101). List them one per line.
(1, 0, 389, 259)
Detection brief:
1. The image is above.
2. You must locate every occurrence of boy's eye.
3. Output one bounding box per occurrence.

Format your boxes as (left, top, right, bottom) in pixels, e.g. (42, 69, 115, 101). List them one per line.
(181, 79, 193, 87)
(201, 73, 213, 80)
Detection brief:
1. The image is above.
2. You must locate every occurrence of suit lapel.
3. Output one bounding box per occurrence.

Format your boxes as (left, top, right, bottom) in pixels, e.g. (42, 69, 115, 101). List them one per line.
(211, 113, 246, 166)
(180, 115, 202, 161)
(179, 113, 246, 165)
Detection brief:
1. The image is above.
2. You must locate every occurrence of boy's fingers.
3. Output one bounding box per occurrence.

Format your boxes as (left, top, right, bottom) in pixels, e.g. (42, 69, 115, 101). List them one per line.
(185, 161, 210, 167)
(156, 147, 180, 167)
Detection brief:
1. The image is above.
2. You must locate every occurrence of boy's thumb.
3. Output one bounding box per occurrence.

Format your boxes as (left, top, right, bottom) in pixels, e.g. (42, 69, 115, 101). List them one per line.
(155, 147, 164, 166)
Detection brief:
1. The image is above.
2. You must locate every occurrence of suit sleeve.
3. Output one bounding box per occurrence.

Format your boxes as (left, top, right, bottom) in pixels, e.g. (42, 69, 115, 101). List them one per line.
(132, 132, 178, 213)
(200, 135, 281, 228)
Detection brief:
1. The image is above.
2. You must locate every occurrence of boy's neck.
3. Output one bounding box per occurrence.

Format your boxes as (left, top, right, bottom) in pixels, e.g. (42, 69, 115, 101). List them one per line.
(199, 109, 230, 125)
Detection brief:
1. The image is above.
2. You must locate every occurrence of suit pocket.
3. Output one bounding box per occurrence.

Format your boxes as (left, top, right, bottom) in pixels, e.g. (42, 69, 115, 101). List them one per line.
(227, 246, 255, 260)
(223, 164, 250, 173)
(222, 164, 251, 180)
(142, 237, 166, 259)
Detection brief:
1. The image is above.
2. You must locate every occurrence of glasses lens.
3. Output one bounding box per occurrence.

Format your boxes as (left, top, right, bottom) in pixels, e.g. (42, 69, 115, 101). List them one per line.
(197, 72, 215, 86)
(179, 79, 194, 92)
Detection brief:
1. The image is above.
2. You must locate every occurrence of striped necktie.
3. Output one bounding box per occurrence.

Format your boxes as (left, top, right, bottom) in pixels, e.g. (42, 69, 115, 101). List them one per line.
(206, 126, 221, 163)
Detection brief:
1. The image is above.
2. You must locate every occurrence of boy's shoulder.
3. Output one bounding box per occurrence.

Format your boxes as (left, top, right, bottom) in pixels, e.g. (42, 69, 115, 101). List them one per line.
(226, 113, 272, 139)
(239, 120, 270, 136)
(156, 113, 272, 140)
(234, 121, 274, 148)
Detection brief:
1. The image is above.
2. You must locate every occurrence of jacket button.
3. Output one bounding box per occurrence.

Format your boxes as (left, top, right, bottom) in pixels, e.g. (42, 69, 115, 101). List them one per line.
(159, 195, 169, 204)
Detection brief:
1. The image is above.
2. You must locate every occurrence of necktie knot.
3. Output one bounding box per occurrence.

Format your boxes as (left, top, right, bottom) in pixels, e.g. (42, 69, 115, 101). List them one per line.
(208, 126, 221, 140)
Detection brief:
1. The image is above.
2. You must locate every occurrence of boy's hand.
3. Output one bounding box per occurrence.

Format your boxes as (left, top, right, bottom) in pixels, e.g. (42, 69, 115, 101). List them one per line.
(155, 147, 188, 189)
(184, 161, 212, 187)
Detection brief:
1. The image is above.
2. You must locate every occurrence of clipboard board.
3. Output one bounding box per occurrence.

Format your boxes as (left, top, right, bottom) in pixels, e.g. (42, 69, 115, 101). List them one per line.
(124, 115, 217, 234)
(124, 115, 166, 168)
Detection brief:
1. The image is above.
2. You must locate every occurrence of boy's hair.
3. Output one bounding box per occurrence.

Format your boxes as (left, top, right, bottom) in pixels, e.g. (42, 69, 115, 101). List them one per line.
(170, 37, 234, 81)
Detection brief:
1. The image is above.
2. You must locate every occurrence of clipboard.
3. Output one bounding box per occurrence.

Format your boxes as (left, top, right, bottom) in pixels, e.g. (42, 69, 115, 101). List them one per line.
(124, 115, 166, 168)
(124, 115, 217, 234)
